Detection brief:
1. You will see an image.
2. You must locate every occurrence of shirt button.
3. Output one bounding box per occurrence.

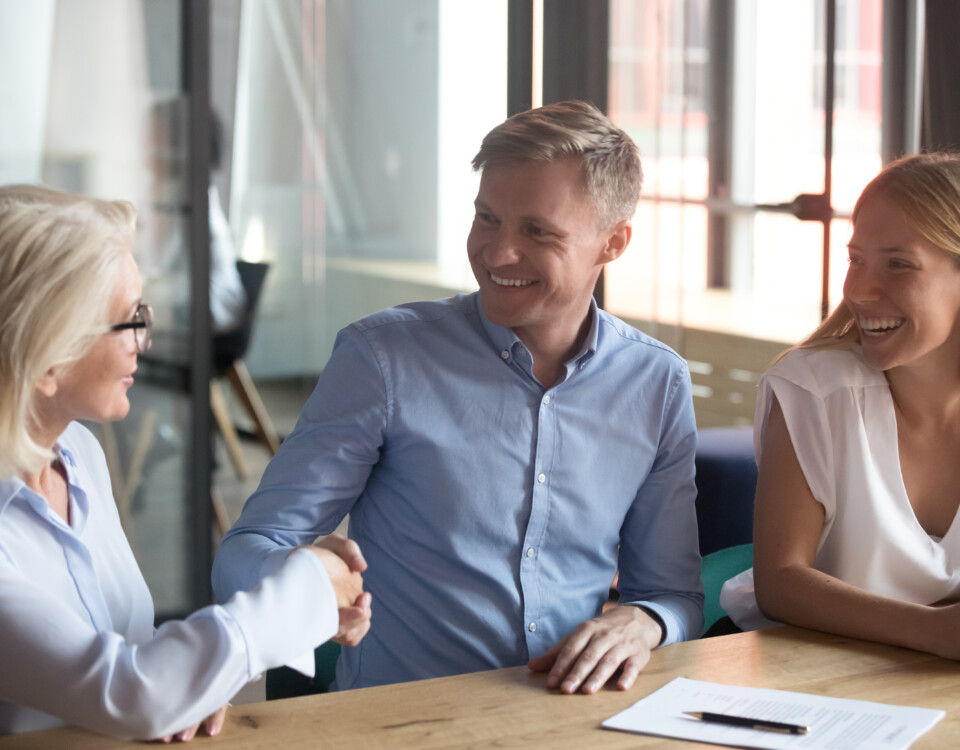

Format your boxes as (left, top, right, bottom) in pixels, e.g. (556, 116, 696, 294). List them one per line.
(526, 547, 535, 558)
(542, 395, 551, 405)
(528, 622, 537, 632)
(537, 473, 546, 484)
(501, 350, 510, 360)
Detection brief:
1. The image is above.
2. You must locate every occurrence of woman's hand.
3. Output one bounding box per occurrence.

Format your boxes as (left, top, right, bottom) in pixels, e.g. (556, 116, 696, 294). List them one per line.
(154, 704, 228, 743)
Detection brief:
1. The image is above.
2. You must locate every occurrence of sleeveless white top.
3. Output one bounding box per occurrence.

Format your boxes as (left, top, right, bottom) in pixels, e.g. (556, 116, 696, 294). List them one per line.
(720, 347, 960, 631)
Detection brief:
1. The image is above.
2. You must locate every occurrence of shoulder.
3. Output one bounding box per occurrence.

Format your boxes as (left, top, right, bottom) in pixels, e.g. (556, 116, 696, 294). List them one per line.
(349, 294, 477, 335)
(765, 347, 884, 400)
(596, 310, 688, 373)
(59, 422, 106, 462)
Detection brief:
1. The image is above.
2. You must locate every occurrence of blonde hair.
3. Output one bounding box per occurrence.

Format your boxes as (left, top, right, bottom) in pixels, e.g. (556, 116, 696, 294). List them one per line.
(787, 152, 960, 357)
(0, 184, 136, 477)
(471, 100, 643, 229)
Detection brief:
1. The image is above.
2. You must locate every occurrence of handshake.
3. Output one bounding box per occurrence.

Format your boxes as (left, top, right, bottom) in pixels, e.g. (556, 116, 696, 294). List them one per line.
(300, 534, 372, 647)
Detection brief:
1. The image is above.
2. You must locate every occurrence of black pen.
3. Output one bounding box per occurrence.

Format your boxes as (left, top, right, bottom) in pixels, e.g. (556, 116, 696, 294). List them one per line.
(683, 711, 811, 735)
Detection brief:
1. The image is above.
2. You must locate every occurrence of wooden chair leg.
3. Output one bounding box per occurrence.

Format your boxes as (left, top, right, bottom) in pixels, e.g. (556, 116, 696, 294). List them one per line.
(226, 359, 281, 455)
(210, 379, 249, 481)
(99, 411, 157, 557)
(210, 487, 232, 538)
(100, 422, 123, 500)
(117, 409, 157, 517)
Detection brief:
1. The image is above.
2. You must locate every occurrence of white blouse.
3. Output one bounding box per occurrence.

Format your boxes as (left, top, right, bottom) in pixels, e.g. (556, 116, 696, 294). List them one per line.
(721, 348, 960, 631)
(0, 422, 338, 738)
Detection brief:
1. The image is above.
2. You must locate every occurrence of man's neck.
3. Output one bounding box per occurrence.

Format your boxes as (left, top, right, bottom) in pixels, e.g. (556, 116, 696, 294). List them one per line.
(518, 308, 594, 389)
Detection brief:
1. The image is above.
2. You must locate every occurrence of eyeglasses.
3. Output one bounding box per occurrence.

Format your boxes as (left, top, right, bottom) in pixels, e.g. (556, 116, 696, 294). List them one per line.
(109, 303, 153, 354)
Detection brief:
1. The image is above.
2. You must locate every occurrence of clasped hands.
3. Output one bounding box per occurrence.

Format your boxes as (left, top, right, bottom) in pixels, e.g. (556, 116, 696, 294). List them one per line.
(303, 533, 373, 647)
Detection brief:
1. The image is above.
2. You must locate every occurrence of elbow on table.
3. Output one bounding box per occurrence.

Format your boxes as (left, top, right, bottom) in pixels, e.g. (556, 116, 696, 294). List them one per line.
(753, 565, 803, 625)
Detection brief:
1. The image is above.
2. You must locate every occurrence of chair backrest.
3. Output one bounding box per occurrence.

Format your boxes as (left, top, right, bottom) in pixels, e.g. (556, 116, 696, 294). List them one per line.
(213, 261, 270, 369)
(694, 426, 758, 557)
(236, 260, 269, 313)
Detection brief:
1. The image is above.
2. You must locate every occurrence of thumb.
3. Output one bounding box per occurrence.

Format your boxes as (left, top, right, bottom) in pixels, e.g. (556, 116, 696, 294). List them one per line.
(528, 636, 565, 671)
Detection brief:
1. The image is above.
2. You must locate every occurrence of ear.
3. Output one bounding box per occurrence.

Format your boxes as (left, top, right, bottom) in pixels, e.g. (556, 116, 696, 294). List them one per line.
(598, 220, 632, 264)
(35, 369, 59, 399)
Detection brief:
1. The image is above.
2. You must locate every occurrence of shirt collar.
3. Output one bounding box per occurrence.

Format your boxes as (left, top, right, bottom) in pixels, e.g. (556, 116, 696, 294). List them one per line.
(0, 440, 85, 530)
(0, 475, 23, 518)
(473, 291, 600, 372)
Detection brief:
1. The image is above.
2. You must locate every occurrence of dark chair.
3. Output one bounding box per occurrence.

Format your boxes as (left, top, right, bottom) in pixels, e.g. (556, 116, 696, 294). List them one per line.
(694, 426, 757, 557)
(693, 426, 758, 635)
(208, 261, 281, 482)
(266, 642, 341, 700)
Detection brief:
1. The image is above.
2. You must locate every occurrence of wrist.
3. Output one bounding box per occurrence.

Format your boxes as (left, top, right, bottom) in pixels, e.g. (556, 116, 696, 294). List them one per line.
(623, 604, 666, 648)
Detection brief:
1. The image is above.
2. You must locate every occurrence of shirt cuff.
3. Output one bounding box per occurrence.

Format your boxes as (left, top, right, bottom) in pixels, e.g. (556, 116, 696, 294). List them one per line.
(222, 548, 339, 679)
(623, 601, 677, 648)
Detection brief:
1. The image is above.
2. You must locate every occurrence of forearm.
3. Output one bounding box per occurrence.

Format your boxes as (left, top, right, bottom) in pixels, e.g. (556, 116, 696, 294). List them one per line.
(755, 564, 940, 656)
(0, 550, 336, 739)
(212, 527, 292, 602)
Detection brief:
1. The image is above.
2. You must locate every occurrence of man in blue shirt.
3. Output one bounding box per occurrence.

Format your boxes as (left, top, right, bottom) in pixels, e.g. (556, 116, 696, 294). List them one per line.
(213, 101, 702, 695)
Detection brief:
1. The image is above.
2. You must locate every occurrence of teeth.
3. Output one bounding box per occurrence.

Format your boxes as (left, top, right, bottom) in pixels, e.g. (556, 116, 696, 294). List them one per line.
(490, 273, 533, 287)
(859, 317, 904, 335)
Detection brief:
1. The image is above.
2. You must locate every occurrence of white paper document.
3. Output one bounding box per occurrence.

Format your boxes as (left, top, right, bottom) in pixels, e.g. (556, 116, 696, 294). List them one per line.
(602, 677, 944, 750)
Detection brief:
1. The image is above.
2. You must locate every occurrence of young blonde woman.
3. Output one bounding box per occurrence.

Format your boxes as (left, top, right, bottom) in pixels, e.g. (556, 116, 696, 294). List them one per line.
(720, 153, 960, 660)
(0, 185, 371, 740)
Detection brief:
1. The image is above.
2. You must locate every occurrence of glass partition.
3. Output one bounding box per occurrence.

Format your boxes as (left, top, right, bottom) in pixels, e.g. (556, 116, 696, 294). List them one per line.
(0, 0, 196, 613)
(223, 0, 507, 380)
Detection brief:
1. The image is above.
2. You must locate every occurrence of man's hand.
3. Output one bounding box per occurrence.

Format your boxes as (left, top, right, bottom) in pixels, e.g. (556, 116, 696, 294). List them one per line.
(527, 605, 662, 694)
(301, 540, 365, 609)
(300, 535, 373, 646)
(314, 533, 367, 574)
(334, 590, 372, 646)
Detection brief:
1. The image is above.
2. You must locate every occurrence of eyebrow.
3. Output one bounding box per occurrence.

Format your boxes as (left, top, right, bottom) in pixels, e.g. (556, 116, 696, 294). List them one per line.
(847, 242, 916, 254)
(474, 200, 566, 235)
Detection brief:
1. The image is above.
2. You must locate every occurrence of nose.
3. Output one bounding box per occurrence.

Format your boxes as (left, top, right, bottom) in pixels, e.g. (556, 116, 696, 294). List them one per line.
(119, 328, 140, 355)
(842, 263, 880, 305)
(483, 227, 521, 268)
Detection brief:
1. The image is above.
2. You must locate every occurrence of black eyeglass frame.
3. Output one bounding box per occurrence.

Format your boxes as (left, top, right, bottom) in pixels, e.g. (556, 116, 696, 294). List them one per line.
(109, 303, 153, 353)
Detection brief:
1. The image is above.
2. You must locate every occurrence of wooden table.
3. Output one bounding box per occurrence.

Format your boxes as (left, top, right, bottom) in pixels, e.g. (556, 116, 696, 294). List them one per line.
(6, 626, 960, 749)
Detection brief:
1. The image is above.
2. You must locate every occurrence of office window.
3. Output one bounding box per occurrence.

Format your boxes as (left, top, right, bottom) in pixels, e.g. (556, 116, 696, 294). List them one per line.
(604, 0, 888, 424)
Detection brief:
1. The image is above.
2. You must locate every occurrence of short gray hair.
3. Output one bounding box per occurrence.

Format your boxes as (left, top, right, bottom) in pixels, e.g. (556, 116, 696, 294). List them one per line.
(0, 184, 136, 476)
(471, 100, 643, 228)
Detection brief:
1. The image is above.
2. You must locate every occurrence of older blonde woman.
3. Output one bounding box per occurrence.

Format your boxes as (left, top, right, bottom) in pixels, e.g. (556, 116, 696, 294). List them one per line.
(721, 153, 960, 659)
(0, 185, 371, 740)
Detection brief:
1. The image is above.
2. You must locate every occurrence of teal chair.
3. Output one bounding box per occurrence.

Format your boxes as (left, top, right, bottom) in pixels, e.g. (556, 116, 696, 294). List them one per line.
(700, 542, 753, 636)
(265, 641, 341, 700)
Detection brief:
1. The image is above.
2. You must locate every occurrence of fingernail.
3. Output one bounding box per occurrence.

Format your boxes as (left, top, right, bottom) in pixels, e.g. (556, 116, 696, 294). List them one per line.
(585, 680, 600, 693)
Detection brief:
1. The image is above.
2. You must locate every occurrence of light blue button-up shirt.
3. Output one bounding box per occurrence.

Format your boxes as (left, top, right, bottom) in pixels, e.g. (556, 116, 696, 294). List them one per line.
(213, 292, 702, 690)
